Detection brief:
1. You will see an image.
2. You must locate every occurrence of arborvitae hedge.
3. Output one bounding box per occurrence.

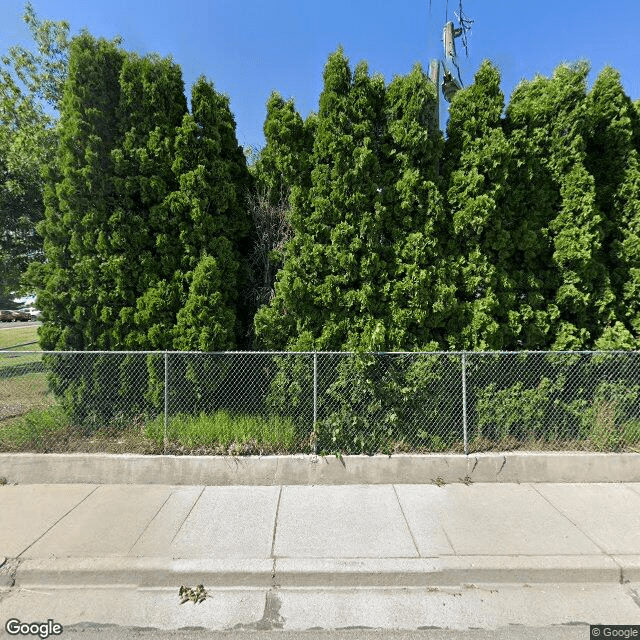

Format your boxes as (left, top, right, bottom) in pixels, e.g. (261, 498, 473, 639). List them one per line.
(35, 34, 253, 427)
(33, 38, 640, 449)
(256, 52, 640, 352)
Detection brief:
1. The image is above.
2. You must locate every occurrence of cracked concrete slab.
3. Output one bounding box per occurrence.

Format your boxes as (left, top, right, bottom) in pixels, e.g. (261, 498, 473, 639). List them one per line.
(0, 557, 19, 587)
(270, 584, 640, 630)
(0, 586, 267, 630)
(1, 584, 638, 631)
(233, 589, 285, 630)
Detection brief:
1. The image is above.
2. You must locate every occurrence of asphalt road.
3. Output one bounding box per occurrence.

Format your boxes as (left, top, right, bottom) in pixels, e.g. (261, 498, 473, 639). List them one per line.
(7, 625, 593, 640)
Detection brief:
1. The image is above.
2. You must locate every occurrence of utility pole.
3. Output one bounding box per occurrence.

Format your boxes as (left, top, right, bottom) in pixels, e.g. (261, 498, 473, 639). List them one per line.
(441, 21, 463, 102)
(428, 0, 473, 129)
(428, 58, 440, 131)
(428, 18, 465, 129)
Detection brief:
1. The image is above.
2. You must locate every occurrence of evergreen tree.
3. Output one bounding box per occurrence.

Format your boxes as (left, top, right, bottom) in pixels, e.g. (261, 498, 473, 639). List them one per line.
(255, 49, 453, 352)
(170, 77, 253, 349)
(173, 243, 237, 351)
(255, 49, 393, 350)
(507, 63, 613, 349)
(36, 33, 124, 350)
(110, 52, 187, 348)
(254, 92, 311, 202)
(383, 64, 453, 349)
(248, 93, 315, 316)
(584, 67, 640, 347)
(444, 61, 562, 350)
(442, 61, 517, 350)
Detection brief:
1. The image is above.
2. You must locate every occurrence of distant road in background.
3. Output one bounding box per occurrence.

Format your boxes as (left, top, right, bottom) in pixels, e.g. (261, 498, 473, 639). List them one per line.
(0, 321, 40, 330)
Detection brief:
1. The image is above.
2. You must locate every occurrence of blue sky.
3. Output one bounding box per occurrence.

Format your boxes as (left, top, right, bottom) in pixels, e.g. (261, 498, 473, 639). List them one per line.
(1, 0, 639, 150)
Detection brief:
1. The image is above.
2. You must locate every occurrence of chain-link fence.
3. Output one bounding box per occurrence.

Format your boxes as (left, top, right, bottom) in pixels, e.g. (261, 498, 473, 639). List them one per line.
(1, 350, 640, 455)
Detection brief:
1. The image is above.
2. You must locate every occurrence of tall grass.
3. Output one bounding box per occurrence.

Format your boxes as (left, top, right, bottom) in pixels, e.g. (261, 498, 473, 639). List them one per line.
(145, 410, 297, 449)
(0, 405, 68, 451)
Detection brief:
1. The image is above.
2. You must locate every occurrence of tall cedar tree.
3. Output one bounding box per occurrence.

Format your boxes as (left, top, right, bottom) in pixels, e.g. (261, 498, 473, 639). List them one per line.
(584, 67, 640, 348)
(172, 78, 254, 350)
(255, 49, 448, 351)
(443, 61, 518, 350)
(110, 52, 187, 349)
(37, 34, 124, 350)
(254, 92, 312, 203)
(248, 93, 314, 316)
(254, 50, 388, 350)
(383, 64, 453, 349)
(39, 35, 252, 351)
(507, 63, 614, 349)
(445, 61, 559, 349)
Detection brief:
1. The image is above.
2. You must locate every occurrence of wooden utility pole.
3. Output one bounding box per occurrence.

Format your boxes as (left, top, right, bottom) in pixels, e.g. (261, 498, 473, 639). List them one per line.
(428, 58, 440, 131)
(441, 21, 463, 102)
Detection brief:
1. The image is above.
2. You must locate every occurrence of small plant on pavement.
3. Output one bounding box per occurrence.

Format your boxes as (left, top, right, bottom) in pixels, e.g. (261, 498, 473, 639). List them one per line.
(179, 584, 208, 604)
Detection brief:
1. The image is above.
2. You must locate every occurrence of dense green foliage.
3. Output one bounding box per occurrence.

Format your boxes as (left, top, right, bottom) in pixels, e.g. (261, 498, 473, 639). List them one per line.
(35, 34, 252, 352)
(254, 50, 451, 352)
(255, 52, 640, 353)
(250, 51, 640, 453)
(31, 33, 252, 427)
(0, 4, 69, 307)
(3, 12, 640, 454)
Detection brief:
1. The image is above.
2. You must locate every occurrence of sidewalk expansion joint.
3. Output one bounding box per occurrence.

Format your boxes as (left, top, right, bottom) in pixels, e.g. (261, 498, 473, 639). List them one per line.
(392, 484, 421, 557)
(628, 484, 640, 498)
(529, 483, 611, 557)
(17, 485, 100, 558)
(128, 491, 173, 554)
(627, 586, 640, 610)
(170, 485, 205, 544)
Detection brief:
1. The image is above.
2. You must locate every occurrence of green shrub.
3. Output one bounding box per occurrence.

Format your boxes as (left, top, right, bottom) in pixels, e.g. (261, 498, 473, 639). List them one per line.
(316, 353, 460, 455)
(43, 353, 161, 435)
(621, 419, 640, 448)
(475, 376, 565, 443)
(580, 380, 640, 451)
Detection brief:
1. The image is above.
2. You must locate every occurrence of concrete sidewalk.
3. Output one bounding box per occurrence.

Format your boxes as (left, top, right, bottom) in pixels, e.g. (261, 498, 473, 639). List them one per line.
(1, 482, 640, 588)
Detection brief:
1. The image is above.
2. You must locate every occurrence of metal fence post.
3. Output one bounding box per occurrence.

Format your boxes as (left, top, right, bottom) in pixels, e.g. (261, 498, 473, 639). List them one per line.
(462, 351, 468, 455)
(164, 351, 168, 455)
(313, 351, 318, 454)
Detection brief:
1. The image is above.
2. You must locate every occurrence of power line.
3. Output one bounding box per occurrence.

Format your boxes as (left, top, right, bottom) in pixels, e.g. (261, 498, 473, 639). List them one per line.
(454, 0, 474, 58)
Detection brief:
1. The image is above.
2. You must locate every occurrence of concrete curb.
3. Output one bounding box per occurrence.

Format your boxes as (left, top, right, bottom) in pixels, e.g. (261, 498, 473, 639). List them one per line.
(614, 555, 640, 582)
(1, 452, 640, 485)
(274, 556, 625, 587)
(14, 558, 275, 588)
(12, 556, 627, 588)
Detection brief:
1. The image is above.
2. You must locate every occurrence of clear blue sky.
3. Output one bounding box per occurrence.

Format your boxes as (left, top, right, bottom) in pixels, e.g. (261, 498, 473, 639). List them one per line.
(2, 0, 639, 150)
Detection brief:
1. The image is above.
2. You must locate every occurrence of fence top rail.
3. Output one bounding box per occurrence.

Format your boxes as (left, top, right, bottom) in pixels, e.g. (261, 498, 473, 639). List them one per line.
(2, 349, 640, 356)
